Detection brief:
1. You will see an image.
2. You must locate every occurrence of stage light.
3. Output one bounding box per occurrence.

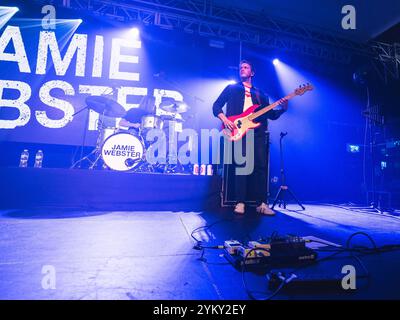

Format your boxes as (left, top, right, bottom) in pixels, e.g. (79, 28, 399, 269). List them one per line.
(273, 58, 280, 66)
(228, 80, 236, 85)
(131, 27, 139, 37)
(77, 19, 82, 23)
(346, 144, 360, 153)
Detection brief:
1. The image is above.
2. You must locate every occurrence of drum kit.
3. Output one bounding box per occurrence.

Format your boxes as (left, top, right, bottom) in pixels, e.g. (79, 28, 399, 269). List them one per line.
(71, 95, 191, 173)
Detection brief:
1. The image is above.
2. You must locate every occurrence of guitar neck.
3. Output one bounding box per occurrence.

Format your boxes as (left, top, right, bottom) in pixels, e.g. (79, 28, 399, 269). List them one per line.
(248, 92, 296, 121)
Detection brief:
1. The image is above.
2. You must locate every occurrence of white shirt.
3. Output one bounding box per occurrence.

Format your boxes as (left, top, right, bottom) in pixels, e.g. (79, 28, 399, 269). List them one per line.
(243, 82, 253, 112)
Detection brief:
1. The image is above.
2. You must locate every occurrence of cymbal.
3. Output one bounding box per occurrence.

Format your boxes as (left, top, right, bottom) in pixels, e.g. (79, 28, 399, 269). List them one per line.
(85, 96, 126, 118)
(125, 108, 149, 123)
(159, 100, 189, 113)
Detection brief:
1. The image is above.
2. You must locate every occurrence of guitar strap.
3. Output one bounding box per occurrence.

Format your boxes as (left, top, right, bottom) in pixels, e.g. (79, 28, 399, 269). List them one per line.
(254, 87, 268, 131)
(254, 87, 261, 105)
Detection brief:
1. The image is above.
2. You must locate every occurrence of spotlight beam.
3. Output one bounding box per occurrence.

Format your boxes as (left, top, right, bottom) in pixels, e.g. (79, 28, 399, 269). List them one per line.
(0, 6, 19, 29)
(9, 18, 82, 29)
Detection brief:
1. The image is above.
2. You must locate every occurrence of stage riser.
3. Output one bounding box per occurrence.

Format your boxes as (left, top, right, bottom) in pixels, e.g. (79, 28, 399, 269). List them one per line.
(0, 168, 221, 211)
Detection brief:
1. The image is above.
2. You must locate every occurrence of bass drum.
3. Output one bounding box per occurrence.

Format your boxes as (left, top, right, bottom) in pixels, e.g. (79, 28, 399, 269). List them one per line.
(101, 133, 144, 171)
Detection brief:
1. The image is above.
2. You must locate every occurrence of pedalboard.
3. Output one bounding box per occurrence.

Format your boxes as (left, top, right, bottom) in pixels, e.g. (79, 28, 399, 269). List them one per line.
(224, 235, 317, 267)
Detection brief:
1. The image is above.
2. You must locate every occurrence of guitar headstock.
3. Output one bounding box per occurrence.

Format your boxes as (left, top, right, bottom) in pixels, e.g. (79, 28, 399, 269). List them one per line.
(294, 83, 313, 96)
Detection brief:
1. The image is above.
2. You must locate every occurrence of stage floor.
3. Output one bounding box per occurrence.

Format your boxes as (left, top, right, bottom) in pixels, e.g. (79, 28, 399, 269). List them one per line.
(0, 204, 400, 300)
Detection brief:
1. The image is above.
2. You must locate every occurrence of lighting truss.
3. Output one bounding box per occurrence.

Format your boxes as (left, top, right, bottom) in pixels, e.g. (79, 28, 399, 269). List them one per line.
(34, 0, 399, 79)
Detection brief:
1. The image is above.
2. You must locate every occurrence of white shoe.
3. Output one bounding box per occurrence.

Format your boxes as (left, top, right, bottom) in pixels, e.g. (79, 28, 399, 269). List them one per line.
(234, 202, 245, 215)
(256, 203, 275, 216)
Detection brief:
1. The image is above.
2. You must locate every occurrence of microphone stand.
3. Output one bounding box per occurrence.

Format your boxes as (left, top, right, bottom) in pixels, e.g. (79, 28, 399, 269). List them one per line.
(271, 132, 305, 210)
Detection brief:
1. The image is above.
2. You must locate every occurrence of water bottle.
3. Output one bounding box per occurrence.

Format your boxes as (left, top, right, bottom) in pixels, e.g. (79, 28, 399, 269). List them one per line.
(34, 150, 44, 168)
(19, 149, 29, 168)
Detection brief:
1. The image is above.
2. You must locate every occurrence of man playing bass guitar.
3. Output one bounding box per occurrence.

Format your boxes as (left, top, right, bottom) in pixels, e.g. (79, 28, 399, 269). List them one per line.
(212, 60, 288, 215)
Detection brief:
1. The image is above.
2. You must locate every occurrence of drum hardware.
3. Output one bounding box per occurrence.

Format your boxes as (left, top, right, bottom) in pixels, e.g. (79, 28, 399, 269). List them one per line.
(134, 99, 187, 174)
(158, 116, 186, 174)
(153, 79, 201, 174)
(161, 159, 185, 174)
(130, 157, 157, 173)
(88, 120, 110, 170)
(72, 112, 114, 169)
(86, 96, 127, 169)
(71, 96, 127, 169)
(71, 94, 194, 174)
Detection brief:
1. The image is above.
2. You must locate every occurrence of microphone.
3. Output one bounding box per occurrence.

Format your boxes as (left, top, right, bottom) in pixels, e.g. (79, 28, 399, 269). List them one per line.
(280, 132, 288, 138)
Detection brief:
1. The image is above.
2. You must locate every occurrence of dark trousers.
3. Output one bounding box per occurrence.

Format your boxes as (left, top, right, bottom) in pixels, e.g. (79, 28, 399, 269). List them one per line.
(231, 131, 269, 204)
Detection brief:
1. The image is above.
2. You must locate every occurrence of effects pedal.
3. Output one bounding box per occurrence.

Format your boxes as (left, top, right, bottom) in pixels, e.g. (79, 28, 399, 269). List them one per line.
(248, 240, 271, 250)
(224, 240, 242, 255)
(237, 246, 271, 259)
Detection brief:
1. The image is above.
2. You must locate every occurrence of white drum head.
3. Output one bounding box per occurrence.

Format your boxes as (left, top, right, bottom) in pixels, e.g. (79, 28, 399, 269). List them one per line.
(101, 133, 144, 171)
